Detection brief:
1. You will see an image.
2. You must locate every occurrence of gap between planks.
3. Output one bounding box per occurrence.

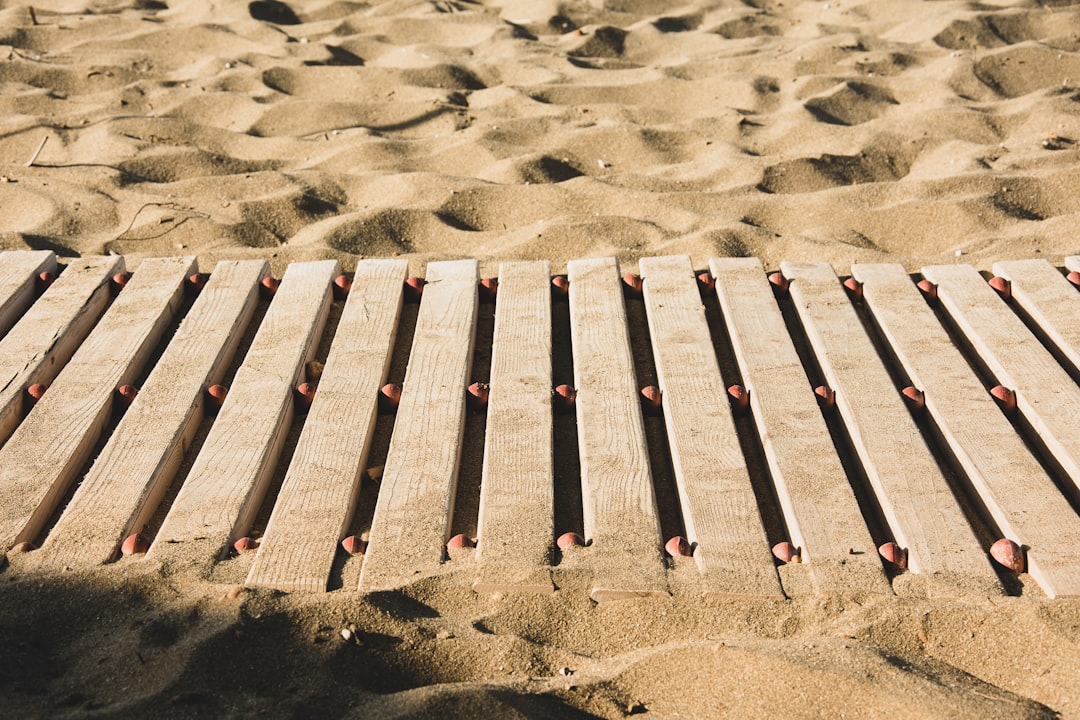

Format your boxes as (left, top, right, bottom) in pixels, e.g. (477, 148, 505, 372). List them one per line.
(358, 260, 479, 593)
(36, 260, 269, 568)
(783, 262, 1001, 599)
(246, 259, 407, 593)
(0, 256, 195, 552)
(148, 260, 338, 568)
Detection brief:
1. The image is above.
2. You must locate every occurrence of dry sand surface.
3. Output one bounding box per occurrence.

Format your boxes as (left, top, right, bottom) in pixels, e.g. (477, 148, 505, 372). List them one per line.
(1, 0, 1079, 717)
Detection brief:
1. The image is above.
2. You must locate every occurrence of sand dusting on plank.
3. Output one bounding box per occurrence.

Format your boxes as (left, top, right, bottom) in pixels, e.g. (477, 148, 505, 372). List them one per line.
(1, 0, 1079, 718)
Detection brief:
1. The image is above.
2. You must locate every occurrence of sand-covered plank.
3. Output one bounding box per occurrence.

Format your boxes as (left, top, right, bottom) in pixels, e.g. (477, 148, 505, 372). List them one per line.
(0, 255, 122, 447)
(0, 256, 194, 552)
(640, 255, 780, 597)
(246, 259, 407, 593)
(36, 260, 268, 567)
(359, 260, 478, 593)
(710, 257, 889, 595)
(856, 263, 1080, 598)
(150, 260, 338, 565)
(783, 262, 999, 596)
(567, 257, 667, 601)
(473, 261, 555, 596)
(0, 250, 56, 339)
(922, 263, 1080, 499)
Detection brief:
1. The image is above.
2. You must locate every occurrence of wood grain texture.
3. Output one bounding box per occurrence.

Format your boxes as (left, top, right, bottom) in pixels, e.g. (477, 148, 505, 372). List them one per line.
(922, 263, 1080, 499)
(150, 260, 338, 565)
(246, 259, 407, 592)
(0, 256, 194, 551)
(642, 256, 781, 597)
(710, 257, 889, 595)
(358, 260, 478, 593)
(856, 262, 1080, 598)
(783, 262, 998, 595)
(993, 259, 1080, 381)
(568, 257, 667, 601)
(473, 261, 555, 595)
(0, 250, 56, 339)
(37, 260, 268, 567)
(0, 255, 123, 448)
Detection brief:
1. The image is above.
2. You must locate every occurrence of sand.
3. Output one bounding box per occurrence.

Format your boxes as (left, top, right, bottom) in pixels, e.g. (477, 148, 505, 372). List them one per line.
(0, 0, 1079, 717)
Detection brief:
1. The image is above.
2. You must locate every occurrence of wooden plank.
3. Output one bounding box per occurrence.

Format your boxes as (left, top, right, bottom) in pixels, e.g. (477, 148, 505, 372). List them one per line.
(0, 255, 123, 448)
(782, 262, 1000, 597)
(922, 263, 1080, 500)
(36, 260, 269, 567)
(566, 257, 667, 601)
(473, 261, 555, 596)
(246, 259, 407, 592)
(992, 259, 1080, 382)
(709, 257, 889, 595)
(855, 263, 1080, 598)
(0, 250, 56, 338)
(0, 256, 195, 552)
(639, 256, 780, 597)
(149, 260, 338, 565)
(358, 260, 478, 593)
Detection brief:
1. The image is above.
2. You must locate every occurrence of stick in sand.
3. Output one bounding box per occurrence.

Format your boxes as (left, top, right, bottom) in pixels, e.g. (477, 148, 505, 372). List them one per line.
(26, 135, 48, 167)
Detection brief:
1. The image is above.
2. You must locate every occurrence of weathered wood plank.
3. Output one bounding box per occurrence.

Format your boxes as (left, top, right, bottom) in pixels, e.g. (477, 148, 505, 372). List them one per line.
(1064, 256, 1080, 276)
(710, 257, 889, 595)
(473, 261, 555, 596)
(856, 263, 1080, 598)
(992, 259, 1080, 383)
(566, 257, 667, 601)
(246, 259, 407, 592)
(149, 260, 338, 565)
(0, 255, 122, 448)
(783, 262, 999, 597)
(922, 263, 1080, 500)
(640, 256, 781, 597)
(0, 250, 56, 338)
(0, 256, 195, 551)
(358, 260, 478, 593)
(36, 260, 268, 567)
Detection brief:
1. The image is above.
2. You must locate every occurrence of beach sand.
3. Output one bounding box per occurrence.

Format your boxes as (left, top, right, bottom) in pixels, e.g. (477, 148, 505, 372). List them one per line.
(0, 0, 1079, 717)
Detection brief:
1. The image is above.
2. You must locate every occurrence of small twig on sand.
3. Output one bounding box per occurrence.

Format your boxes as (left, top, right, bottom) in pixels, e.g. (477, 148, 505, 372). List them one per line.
(113, 202, 209, 242)
(25, 135, 48, 167)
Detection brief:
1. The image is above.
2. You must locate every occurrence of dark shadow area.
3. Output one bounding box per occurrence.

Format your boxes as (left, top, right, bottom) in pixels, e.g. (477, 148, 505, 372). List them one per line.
(700, 275, 790, 549)
(622, 284, 685, 546)
(249, 0, 301, 25)
(449, 291, 493, 539)
(550, 281, 584, 545)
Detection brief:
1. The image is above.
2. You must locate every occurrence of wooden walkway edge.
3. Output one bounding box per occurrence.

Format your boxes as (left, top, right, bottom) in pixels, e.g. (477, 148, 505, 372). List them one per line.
(0, 250, 56, 338)
(0, 256, 194, 551)
(0, 255, 122, 447)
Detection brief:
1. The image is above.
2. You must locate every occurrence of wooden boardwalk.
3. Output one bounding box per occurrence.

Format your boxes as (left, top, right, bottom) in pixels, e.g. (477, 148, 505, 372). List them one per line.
(2, 250, 1079, 599)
